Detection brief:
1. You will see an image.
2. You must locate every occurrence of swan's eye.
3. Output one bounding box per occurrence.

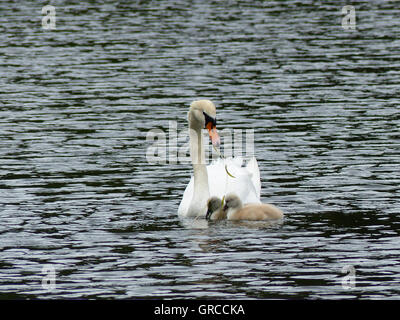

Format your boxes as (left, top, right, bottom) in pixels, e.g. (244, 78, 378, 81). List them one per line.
(203, 111, 216, 128)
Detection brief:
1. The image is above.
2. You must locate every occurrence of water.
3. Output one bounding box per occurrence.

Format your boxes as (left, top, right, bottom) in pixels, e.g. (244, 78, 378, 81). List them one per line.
(0, 0, 399, 299)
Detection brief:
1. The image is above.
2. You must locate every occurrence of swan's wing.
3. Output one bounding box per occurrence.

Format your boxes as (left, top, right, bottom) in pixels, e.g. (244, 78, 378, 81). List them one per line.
(245, 157, 261, 199)
(211, 157, 261, 204)
(206, 158, 231, 199)
(178, 157, 262, 216)
(231, 156, 243, 167)
(224, 164, 261, 204)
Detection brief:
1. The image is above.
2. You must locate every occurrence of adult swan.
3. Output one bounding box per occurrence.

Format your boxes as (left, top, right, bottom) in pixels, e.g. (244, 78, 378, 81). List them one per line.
(178, 100, 261, 218)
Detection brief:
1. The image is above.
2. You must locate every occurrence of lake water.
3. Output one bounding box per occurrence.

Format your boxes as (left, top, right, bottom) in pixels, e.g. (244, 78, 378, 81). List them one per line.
(0, 0, 399, 299)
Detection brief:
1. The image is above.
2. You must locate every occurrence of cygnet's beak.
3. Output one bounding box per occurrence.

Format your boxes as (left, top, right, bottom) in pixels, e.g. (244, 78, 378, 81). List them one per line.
(206, 122, 220, 147)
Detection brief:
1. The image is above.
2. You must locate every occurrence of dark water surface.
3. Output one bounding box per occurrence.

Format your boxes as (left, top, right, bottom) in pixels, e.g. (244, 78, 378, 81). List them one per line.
(1, 1, 399, 299)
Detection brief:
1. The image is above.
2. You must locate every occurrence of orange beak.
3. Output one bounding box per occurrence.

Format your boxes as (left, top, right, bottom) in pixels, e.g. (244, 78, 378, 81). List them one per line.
(206, 122, 220, 147)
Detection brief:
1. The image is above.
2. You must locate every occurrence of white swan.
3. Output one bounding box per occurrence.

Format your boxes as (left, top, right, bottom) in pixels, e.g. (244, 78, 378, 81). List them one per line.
(178, 100, 261, 218)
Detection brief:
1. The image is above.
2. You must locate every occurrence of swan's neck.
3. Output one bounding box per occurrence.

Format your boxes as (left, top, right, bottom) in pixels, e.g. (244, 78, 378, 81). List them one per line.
(188, 124, 210, 217)
(189, 120, 206, 166)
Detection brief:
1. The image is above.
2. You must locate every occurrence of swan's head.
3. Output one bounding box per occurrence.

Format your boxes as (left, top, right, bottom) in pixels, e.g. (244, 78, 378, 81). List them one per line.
(189, 100, 220, 147)
(206, 196, 224, 220)
(223, 193, 243, 211)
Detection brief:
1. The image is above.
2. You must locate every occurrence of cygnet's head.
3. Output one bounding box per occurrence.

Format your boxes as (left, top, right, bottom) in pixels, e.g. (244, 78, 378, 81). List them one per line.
(188, 100, 220, 147)
(206, 196, 223, 220)
(223, 193, 243, 211)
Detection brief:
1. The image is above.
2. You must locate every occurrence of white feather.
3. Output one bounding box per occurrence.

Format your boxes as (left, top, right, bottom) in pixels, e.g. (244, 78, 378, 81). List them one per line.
(178, 156, 261, 217)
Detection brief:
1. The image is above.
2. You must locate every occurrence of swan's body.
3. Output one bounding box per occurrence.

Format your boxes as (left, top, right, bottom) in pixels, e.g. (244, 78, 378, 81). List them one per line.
(206, 193, 284, 221)
(178, 100, 261, 218)
(178, 157, 261, 217)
